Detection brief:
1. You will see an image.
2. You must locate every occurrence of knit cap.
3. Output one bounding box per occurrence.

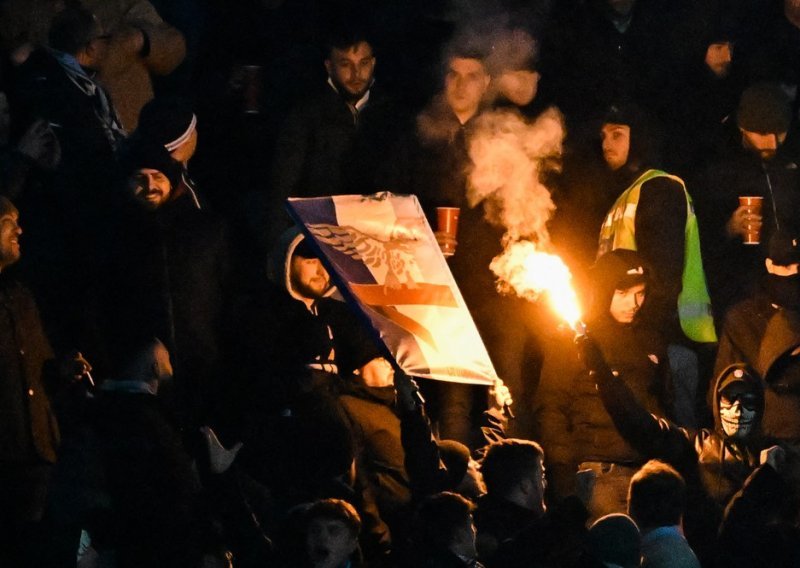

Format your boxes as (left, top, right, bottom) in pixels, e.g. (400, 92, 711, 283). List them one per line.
(737, 83, 792, 134)
(135, 97, 197, 152)
(120, 140, 182, 190)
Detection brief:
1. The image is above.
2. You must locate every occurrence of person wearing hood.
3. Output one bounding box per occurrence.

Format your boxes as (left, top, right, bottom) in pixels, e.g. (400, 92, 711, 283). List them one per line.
(535, 249, 672, 520)
(102, 139, 232, 433)
(597, 103, 716, 348)
(239, 227, 384, 410)
(714, 230, 800, 492)
(579, 326, 773, 564)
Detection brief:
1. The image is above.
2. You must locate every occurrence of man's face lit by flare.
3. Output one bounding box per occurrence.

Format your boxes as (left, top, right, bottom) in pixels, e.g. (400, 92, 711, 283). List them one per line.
(609, 282, 645, 324)
(719, 381, 758, 439)
(290, 254, 331, 301)
(445, 57, 490, 123)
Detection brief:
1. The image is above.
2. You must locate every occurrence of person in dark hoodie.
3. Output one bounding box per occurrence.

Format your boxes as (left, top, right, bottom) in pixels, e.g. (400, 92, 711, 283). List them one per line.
(228, 227, 379, 515)
(579, 327, 772, 565)
(535, 249, 672, 520)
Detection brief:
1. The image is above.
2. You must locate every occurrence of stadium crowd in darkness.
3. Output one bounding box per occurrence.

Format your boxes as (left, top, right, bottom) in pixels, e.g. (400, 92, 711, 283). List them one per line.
(2, 0, 800, 566)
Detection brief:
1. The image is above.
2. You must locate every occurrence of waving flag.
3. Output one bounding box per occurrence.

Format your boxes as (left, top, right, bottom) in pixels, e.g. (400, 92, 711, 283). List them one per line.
(287, 192, 497, 385)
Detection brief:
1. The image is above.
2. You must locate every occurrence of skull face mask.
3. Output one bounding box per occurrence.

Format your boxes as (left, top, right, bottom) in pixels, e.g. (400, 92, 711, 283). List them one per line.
(719, 383, 759, 439)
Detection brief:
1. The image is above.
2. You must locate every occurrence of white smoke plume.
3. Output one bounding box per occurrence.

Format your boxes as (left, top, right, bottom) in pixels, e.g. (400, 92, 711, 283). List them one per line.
(467, 106, 564, 243)
(467, 106, 576, 308)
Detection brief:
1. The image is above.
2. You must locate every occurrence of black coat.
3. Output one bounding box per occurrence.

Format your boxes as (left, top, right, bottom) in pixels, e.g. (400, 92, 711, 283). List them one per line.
(266, 84, 400, 247)
(715, 287, 800, 441)
(92, 390, 206, 567)
(536, 318, 671, 495)
(103, 195, 231, 427)
(695, 141, 800, 318)
(0, 275, 59, 464)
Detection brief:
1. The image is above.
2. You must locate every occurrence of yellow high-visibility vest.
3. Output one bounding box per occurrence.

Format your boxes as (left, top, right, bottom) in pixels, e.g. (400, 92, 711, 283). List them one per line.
(598, 169, 717, 343)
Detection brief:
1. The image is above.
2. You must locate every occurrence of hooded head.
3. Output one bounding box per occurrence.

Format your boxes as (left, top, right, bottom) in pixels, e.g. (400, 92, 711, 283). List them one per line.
(268, 227, 334, 308)
(588, 249, 649, 324)
(712, 364, 764, 441)
(600, 103, 660, 177)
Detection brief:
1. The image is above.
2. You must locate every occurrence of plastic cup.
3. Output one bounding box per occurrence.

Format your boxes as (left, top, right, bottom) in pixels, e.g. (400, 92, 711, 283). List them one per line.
(436, 207, 460, 257)
(739, 196, 763, 245)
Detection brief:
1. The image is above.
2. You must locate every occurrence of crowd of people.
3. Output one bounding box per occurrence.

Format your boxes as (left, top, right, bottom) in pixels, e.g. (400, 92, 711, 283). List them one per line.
(1, 0, 800, 566)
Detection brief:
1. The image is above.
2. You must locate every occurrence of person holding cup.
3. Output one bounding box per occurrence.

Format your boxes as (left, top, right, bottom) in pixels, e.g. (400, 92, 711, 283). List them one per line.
(695, 82, 800, 320)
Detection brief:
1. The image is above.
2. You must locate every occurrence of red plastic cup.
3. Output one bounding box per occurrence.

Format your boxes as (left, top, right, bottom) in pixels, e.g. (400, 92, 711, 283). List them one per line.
(739, 196, 763, 245)
(436, 207, 460, 257)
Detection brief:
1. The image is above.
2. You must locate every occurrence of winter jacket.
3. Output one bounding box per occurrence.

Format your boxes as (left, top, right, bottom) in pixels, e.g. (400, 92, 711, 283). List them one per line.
(536, 318, 671, 496)
(695, 140, 800, 318)
(104, 193, 232, 428)
(0, 275, 59, 464)
(715, 286, 800, 441)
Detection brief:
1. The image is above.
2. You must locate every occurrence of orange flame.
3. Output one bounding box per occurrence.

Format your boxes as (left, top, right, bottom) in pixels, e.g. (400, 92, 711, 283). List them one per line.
(490, 240, 583, 330)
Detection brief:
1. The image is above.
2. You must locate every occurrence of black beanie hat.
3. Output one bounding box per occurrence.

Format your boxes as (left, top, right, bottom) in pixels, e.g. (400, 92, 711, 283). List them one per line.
(120, 140, 182, 191)
(589, 249, 648, 320)
(737, 83, 792, 133)
(135, 97, 197, 152)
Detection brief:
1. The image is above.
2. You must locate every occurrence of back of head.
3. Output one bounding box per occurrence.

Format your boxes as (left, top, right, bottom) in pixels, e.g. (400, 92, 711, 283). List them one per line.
(480, 438, 543, 498)
(414, 492, 475, 553)
(627, 460, 685, 531)
(437, 439, 472, 490)
(48, 6, 98, 56)
(106, 334, 171, 385)
(589, 513, 641, 568)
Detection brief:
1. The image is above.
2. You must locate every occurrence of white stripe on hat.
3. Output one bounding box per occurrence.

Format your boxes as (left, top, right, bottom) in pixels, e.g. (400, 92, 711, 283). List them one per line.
(164, 113, 197, 152)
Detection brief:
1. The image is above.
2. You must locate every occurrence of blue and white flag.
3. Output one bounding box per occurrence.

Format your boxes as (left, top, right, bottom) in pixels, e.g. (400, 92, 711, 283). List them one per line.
(287, 192, 497, 385)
